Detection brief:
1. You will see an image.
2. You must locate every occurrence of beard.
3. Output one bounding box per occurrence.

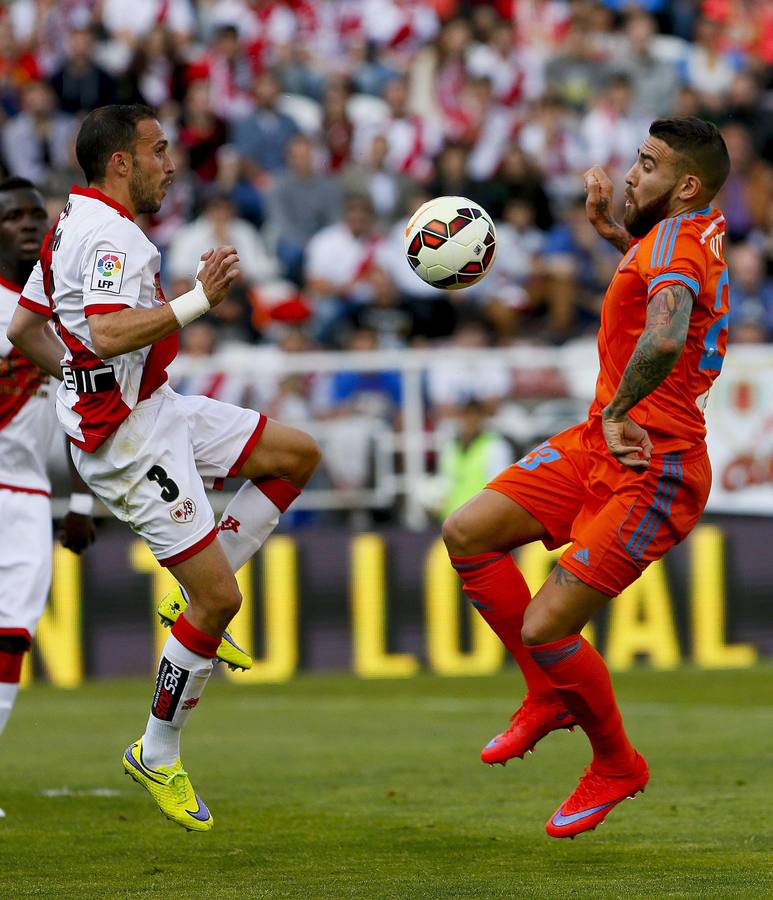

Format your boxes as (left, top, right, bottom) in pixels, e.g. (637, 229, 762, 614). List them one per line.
(128, 163, 162, 215)
(623, 186, 675, 238)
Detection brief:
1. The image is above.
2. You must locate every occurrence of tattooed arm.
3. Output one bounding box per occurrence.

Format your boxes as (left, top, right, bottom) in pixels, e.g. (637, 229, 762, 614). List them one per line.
(602, 283, 694, 470)
(584, 166, 632, 254)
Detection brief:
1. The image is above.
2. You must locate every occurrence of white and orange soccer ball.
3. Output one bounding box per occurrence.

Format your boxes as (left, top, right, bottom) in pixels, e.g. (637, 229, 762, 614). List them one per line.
(403, 196, 497, 290)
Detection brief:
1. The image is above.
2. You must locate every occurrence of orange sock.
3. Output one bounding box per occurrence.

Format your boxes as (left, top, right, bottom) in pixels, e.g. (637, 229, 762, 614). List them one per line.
(449, 551, 555, 702)
(529, 635, 637, 774)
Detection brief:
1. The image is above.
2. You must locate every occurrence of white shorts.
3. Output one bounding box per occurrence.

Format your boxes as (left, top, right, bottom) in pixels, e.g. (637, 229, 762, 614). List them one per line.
(72, 385, 264, 566)
(0, 489, 52, 644)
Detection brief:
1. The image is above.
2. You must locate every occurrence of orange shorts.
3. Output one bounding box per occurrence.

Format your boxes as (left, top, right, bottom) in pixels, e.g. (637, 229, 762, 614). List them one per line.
(486, 422, 712, 596)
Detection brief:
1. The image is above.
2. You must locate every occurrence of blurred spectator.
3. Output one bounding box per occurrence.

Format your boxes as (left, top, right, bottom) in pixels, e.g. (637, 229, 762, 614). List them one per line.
(483, 198, 545, 341)
(466, 16, 545, 109)
(426, 317, 511, 419)
(119, 27, 186, 109)
(518, 95, 585, 208)
(579, 73, 649, 177)
(342, 267, 414, 348)
(268, 133, 342, 283)
(321, 81, 354, 171)
(340, 134, 415, 223)
(100, 0, 195, 49)
(478, 144, 553, 230)
(354, 74, 443, 181)
(427, 143, 479, 204)
(611, 11, 681, 117)
(545, 19, 609, 111)
(166, 193, 278, 292)
(409, 16, 470, 135)
(434, 398, 514, 520)
(324, 326, 403, 421)
(456, 76, 514, 180)
(1, 81, 74, 184)
(717, 123, 773, 241)
(212, 144, 265, 228)
(720, 71, 773, 159)
(304, 193, 384, 343)
(540, 196, 619, 340)
(50, 25, 117, 114)
(728, 243, 773, 338)
(233, 70, 299, 181)
(681, 17, 737, 107)
(172, 320, 250, 406)
(189, 24, 254, 123)
(178, 80, 227, 183)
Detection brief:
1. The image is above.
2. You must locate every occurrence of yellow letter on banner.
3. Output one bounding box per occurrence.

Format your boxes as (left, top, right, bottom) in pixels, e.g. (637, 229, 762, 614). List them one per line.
(605, 561, 680, 671)
(23, 544, 84, 688)
(690, 525, 756, 668)
(130, 540, 179, 662)
(224, 536, 298, 684)
(425, 537, 504, 675)
(516, 543, 596, 646)
(351, 534, 418, 678)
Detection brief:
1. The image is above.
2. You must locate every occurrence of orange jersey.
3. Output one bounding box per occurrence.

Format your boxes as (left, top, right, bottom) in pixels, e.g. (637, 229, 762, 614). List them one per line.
(588, 205, 729, 450)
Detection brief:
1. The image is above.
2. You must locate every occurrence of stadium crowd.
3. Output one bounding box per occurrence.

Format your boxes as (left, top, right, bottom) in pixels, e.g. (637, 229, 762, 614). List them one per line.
(2, 0, 773, 509)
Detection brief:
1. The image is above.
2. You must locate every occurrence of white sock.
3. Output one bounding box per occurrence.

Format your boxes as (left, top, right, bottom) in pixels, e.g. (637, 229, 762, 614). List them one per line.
(0, 682, 20, 736)
(141, 634, 214, 769)
(216, 481, 283, 573)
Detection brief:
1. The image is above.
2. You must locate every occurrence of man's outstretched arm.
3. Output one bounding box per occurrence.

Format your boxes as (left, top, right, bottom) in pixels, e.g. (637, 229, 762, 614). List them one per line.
(602, 283, 694, 469)
(584, 166, 632, 254)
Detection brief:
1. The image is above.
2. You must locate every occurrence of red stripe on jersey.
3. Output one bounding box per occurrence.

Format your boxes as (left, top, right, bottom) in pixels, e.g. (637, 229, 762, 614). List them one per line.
(137, 331, 179, 402)
(18, 295, 52, 319)
(84, 303, 131, 317)
(58, 323, 132, 452)
(70, 185, 134, 221)
(0, 481, 50, 497)
(0, 348, 47, 430)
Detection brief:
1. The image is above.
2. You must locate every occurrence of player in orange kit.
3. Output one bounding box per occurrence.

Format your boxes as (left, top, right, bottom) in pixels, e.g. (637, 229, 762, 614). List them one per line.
(442, 117, 731, 838)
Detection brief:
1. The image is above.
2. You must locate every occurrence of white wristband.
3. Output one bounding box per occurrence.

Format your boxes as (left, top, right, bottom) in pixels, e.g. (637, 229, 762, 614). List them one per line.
(169, 281, 210, 328)
(69, 493, 94, 516)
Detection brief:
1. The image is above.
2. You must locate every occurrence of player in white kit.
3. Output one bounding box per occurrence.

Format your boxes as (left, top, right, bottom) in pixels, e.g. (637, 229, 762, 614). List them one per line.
(0, 178, 95, 814)
(9, 105, 321, 832)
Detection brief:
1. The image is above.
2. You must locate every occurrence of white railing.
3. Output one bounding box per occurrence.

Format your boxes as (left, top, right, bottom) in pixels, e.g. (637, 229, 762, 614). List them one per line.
(48, 342, 773, 523)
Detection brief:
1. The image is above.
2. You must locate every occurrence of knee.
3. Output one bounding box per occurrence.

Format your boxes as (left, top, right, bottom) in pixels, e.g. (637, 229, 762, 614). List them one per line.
(521, 605, 570, 646)
(442, 509, 479, 557)
(191, 581, 242, 625)
(293, 432, 322, 485)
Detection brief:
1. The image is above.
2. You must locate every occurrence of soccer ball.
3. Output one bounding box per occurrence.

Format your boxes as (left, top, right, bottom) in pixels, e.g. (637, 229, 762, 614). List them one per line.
(403, 196, 497, 290)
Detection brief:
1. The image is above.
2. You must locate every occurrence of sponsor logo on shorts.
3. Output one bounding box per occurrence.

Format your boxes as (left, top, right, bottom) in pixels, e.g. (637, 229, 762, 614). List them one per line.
(170, 498, 196, 523)
(572, 547, 590, 566)
(90, 250, 126, 293)
(151, 657, 189, 722)
(217, 515, 240, 534)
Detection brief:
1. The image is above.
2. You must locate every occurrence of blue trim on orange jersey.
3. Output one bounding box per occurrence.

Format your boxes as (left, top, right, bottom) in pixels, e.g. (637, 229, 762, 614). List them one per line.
(650, 220, 666, 268)
(648, 272, 700, 297)
(663, 215, 683, 265)
(655, 217, 676, 267)
(687, 205, 712, 219)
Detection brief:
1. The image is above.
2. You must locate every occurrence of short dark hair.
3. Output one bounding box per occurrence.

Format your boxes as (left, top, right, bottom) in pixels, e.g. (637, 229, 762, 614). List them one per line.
(648, 116, 730, 199)
(75, 104, 157, 184)
(0, 176, 37, 193)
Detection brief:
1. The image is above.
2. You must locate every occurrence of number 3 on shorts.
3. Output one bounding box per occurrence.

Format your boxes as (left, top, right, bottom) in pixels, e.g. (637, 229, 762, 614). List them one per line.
(516, 441, 561, 471)
(146, 465, 180, 502)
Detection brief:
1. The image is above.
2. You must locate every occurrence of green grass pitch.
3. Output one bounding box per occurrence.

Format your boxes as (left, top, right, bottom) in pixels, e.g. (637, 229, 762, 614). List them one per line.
(1, 667, 771, 899)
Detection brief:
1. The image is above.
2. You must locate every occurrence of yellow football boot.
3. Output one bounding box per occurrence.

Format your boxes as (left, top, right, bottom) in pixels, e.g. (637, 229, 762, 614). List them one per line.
(157, 586, 252, 671)
(123, 739, 214, 832)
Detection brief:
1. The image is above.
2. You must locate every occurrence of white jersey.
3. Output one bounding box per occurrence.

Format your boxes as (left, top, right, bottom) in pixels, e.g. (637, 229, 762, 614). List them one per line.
(25, 186, 178, 452)
(0, 274, 56, 494)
